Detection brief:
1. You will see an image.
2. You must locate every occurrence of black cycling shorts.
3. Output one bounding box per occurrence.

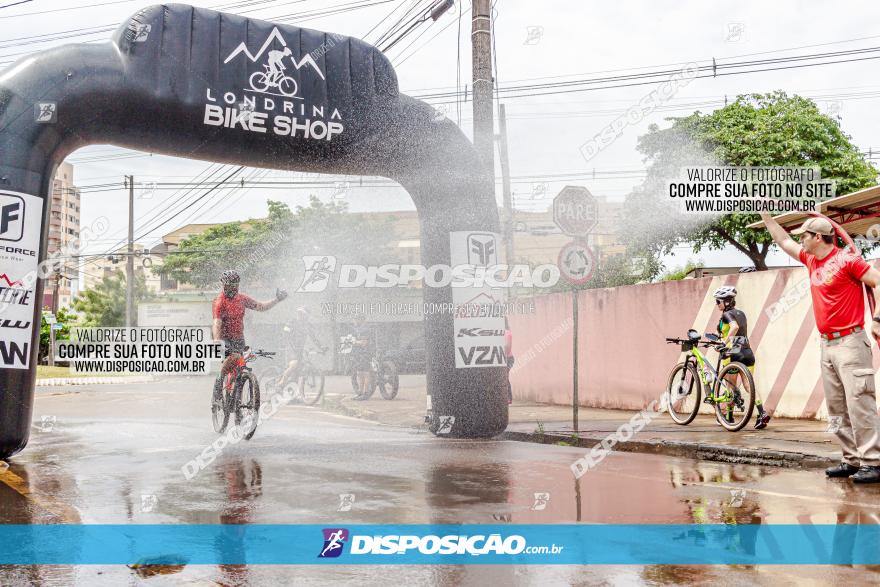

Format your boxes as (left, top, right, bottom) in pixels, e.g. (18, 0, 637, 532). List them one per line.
(224, 339, 246, 357)
(727, 347, 755, 367)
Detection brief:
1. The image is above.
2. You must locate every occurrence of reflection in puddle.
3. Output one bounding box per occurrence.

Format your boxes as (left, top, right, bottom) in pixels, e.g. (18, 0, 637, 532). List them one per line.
(127, 555, 188, 578)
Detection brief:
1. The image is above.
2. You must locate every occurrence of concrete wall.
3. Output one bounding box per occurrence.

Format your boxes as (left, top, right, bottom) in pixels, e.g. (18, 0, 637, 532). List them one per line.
(509, 266, 880, 420)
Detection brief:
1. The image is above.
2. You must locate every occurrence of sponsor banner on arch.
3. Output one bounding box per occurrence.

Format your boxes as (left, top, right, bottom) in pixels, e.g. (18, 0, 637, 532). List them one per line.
(450, 231, 506, 368)
(0, 190, 41, 369)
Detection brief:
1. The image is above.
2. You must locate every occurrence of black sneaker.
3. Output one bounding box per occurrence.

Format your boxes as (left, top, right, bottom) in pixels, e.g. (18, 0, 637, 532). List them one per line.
(852, 466, 880, 484)
(826, 462, 860, 478)
(754, 413, 770, 430)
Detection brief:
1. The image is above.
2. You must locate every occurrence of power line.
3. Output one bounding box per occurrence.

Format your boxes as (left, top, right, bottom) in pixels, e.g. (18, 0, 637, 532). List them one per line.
(0, 0, 135, 19)
(0, 0, 393, 60)
(401, 33, 880, 95)
(0, 0, 33, 10)
(362, 0, 417, 43)
(132, 166, 245, 243)
(88, 164, 230, 261)
(413, 47, 880, 103)
(392, 1, 466, 65)
(373, 0, 429, 47)
(378, 0, 436, 52)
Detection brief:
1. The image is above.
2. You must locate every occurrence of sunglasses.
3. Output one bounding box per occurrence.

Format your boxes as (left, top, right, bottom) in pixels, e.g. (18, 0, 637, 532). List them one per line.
(715, 299, 725, 305)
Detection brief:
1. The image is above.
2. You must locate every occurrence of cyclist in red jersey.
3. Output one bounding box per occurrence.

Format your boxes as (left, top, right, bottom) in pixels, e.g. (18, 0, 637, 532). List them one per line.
(212, 269, 288, 387)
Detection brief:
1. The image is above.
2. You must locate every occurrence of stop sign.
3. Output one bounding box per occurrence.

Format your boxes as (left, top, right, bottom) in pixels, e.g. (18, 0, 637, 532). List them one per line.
(553, 186, 597, 237)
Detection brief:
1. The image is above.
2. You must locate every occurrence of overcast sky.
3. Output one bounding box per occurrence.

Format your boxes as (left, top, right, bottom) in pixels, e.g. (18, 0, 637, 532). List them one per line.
(3, 0, 880, 273)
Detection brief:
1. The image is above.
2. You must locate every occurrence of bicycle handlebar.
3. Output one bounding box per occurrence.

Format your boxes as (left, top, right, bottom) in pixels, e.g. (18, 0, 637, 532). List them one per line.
(665, 336, 725, 348)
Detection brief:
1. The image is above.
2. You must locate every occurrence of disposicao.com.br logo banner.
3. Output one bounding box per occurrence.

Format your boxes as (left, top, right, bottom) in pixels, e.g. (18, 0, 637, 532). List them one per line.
(2, 524, 880, 565)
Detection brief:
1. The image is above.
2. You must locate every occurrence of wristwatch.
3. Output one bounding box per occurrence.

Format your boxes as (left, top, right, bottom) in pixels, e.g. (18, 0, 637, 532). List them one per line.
(873, 316, 880, 324)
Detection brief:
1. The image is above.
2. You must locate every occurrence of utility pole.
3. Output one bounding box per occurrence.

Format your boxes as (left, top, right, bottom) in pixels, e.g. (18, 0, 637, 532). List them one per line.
(126, 175, 135, 327)
(48, 270, 60, 367)
(497, 103, 514, 263)
(471, 0, 494, 175)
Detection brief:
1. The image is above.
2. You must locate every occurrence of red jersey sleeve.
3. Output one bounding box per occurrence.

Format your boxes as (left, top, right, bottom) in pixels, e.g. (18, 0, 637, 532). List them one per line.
(240, 294, 259, 310)
(846, 253, 871, 280)
(212, 296, 223, 319)
(798, 248, 808, 265)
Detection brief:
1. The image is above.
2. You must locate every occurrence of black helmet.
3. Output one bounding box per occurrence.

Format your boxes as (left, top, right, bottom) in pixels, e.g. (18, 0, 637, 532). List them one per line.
(220, 269, 240, 285)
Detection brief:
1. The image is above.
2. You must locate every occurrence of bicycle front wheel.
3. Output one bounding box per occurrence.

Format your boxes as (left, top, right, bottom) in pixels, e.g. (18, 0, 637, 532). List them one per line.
(236, 372, 261, 440)
(211, 376, 229, 434)
(666, 362, 701, 425)
(713, 362, 755, 432)
(299, 369, 325, 405)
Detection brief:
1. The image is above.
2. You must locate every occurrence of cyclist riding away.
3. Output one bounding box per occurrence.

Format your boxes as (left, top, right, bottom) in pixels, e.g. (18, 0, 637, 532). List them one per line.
(712, 285, 770, 429)
(278, 307, 327, 389)
(213, 269, 288, 391)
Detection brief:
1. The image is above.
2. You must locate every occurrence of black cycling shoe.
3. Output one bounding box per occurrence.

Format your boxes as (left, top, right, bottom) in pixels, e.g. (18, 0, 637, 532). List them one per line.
(852, 466, 880, 484)
(754, 413, 770, 430)
(825, 462, 860, 478)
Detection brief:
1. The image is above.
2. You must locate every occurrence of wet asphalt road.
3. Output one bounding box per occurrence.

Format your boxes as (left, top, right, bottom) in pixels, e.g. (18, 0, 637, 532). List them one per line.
(1, 375, 880, 586)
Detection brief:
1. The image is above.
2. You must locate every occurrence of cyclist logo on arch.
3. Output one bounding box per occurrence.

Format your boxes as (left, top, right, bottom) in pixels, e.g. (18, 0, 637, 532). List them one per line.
(250, 47, 299, 97)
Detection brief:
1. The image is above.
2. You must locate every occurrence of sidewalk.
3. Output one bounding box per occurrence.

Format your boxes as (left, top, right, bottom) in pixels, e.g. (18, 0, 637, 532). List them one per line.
(324, 375, 839, 470)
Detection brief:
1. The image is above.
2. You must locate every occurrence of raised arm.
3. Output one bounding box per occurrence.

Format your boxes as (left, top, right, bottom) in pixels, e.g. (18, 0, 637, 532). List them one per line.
(248, 289, 288, 312)
(759, 212, 802, 261)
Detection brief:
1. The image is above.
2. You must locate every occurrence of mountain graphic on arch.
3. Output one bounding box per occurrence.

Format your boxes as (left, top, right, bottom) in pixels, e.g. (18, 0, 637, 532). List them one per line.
(223, 26, 326, 80)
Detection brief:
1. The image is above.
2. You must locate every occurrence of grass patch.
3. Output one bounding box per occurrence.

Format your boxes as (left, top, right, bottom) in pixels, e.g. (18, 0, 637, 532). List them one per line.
(36, 365, 118, 378)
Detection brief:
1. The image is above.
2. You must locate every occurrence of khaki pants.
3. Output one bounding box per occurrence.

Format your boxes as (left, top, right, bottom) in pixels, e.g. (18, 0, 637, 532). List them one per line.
(820, 331, 880, 466)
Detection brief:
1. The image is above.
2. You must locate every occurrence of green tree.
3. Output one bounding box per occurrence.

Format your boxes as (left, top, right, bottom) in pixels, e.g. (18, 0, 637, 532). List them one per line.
(624, 91, 878, 270)
(157, 197, 399, 289)
(74, 272, 153, 326)
(39, 307, 77, 363)
(660, 261, 702, 281)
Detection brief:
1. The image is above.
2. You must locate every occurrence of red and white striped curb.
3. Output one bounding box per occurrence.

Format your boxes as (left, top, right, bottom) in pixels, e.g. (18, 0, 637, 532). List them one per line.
(35, 375, 154, 387)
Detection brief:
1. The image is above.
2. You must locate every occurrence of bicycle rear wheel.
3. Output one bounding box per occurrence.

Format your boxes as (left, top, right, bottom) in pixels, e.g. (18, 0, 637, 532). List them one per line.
(299, 368, 325, 405)
(211, 376, 229, 434)
(235, 372, 261, 440)
(666, 362, 701, 425)
(378, 359, 400, 400)
(713, 362, 755, 432)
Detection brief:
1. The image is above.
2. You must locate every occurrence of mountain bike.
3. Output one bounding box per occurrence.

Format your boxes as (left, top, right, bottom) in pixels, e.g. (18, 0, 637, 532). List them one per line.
(266, 345, 328, 406)
(664, 329, 756, 432)
(340, 335, 399, 400)
(293, 346, 327, 405)
(211, 348, 275, 440)
(359, 352, 400, 400)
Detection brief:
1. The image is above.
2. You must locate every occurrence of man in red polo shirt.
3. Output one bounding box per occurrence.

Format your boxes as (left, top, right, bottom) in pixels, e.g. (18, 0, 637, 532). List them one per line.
(762, 212, 880, 483)
(212, 269, 287, 386)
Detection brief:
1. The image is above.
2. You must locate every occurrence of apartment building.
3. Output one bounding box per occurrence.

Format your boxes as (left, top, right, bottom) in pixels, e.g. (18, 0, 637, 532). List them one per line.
(44, 162, 81, 310)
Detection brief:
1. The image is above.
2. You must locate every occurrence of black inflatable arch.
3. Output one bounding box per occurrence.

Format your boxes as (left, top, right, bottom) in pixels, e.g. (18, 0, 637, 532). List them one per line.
(0, 3, 508, 459)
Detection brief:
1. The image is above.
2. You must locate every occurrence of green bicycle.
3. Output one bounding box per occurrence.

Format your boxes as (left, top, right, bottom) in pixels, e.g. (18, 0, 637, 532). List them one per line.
(664, 329, 756, 432)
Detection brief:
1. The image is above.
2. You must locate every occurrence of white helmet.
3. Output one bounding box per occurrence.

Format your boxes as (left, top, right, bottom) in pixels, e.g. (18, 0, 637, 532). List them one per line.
(713, 286, 737, 300)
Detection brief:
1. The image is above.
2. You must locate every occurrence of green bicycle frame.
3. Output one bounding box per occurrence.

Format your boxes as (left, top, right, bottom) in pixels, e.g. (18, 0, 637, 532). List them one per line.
(685, 345, 736, 403)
